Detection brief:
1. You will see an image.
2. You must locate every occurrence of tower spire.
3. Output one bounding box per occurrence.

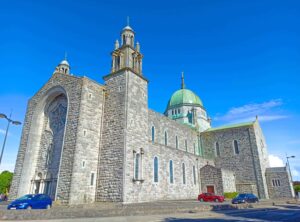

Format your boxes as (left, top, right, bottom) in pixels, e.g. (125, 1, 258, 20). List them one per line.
(181, 72, 185, 89)
(64, 52, 68, 61)
(127, 16, 130, 26)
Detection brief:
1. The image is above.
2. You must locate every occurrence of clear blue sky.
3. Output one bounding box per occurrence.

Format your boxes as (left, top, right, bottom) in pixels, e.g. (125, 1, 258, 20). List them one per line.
(0, 0, 299, 179)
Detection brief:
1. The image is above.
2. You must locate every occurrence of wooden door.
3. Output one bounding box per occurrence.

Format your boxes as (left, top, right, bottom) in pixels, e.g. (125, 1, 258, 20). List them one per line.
(207, 185, 215, 194)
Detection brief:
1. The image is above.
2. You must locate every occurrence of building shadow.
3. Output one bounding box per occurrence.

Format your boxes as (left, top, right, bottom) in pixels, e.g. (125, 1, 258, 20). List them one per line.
(164, 205, 300, 222)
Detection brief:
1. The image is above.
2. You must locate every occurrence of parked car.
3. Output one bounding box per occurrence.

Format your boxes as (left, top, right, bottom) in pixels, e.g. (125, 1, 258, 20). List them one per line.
(7, 194, 52, 210)
(231, 193, 259, 204)
(198, 193, 225, 202)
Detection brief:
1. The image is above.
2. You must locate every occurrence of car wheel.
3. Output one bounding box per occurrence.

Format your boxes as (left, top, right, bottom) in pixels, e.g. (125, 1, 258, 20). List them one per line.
(214, 199, 219, 202)
(200, 198, 204, 202)
(46, 204, 51, 209)
(27, 206, 32, 210)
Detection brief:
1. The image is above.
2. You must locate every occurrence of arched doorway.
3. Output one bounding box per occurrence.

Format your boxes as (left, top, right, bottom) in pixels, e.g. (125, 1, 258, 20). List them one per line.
(33, 93, 68, 199)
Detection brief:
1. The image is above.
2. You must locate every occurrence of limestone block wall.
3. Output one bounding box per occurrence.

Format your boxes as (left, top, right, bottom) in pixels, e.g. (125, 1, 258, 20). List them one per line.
(252, 122, 270, 198)
(200, 165, 223, 195)
(124, 142, 211, 203)
(96, 71, 127, 202)
(68, 78, 105, 204)
(266, 167, 295, 199)
(236, 183, 258, 195)
(148, 110, 201, 156)
(122, 72, 215, 203)
(10, 73, 84, 204)
(201, 122, 269, 199)
(221, 169, 236, 193)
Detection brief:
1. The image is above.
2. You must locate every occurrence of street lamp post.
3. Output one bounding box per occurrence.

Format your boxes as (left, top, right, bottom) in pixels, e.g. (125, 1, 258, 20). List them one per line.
(286, 155, 295, 183)
(0, 113, 21, 166)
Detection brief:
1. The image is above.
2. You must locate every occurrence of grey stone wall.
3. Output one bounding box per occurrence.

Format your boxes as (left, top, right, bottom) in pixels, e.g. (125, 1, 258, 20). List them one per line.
(266, 167, 295, 199)
(236, 183, 258, 195)
(221, 169, 236, 193)
(96, 70, 127, 202)
(148, 110, 201, 156)
(201, 121, 269, 199)
(200, 165, 223, 195)
(9, 72, 104, 204)
(68, 78, 105, 204)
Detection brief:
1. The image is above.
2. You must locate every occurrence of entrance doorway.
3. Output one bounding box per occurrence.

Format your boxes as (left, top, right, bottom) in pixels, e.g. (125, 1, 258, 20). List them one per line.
(207, 185, 215, 193)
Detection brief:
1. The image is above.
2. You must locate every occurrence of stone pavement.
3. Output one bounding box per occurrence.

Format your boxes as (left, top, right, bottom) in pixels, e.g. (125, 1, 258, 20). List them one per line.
(0, 199, 298, 221)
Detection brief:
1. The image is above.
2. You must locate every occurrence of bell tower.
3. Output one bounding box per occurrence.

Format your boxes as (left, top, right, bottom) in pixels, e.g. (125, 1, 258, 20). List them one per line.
(111, 20, 143, 75)
(97, 21, 148, 202)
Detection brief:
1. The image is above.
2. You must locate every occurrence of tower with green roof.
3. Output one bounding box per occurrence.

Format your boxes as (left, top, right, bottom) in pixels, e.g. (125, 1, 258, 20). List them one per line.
(165, 72, 211, 132)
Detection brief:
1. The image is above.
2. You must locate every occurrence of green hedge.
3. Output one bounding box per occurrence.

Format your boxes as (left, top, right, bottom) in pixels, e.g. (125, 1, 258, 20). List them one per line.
(224, 192, 238, 199)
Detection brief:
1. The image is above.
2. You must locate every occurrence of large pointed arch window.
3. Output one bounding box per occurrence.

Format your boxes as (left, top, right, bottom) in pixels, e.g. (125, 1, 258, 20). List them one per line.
(169, 160, 174, 184)
(151, 126, 155, 143)
(193, 165, 196, 185)
(233, 140, 239, 155)
(164, 131, 168, 146)
(134, 153, 140, 180)
(182, 163, 186, 185)
(215, 142, 220, 157)
(154, 157, 159, 182)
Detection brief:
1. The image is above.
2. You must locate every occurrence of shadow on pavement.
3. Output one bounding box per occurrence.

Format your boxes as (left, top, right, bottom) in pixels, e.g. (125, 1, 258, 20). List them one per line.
(164, 219, 242, 222)
(164, 205, 300, 222)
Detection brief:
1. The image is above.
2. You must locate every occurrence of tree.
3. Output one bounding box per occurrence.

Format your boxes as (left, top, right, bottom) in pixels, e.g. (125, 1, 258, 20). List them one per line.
(0, 171, 13, 194)
(294, 185, 300, 194)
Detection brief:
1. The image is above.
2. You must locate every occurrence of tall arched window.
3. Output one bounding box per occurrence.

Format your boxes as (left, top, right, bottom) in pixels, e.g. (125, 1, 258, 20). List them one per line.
(182, 163, 186, 184)
(193, 143, 196, 154)
(151, 126, 155, 143)
(134, 153, 140, 179)
(193, 165, 196, 185)
(154, 157, 158, 182)
(169, 160, 174, 184)
(176, 136, 178, 149)
(164, 131, 168, 146)
(233, 140, 239, 155)
(215, 142, 220, 157)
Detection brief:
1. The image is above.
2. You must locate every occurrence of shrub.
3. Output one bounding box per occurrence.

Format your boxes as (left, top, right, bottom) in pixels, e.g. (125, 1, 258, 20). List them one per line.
(294, 185, 300, 193)
(224, 192, 238, 199)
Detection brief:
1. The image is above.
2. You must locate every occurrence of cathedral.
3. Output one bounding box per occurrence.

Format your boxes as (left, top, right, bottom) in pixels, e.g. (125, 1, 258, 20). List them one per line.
(10, 24, 294, 204)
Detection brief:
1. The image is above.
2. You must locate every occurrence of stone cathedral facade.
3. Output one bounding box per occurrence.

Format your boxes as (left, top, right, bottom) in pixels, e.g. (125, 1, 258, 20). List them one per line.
(10, 25, 294, 204)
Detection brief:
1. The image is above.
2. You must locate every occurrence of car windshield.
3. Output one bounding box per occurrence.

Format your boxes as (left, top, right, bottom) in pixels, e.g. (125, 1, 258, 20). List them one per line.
(17, 194, 34, 200)
(237, 194, 247, 198)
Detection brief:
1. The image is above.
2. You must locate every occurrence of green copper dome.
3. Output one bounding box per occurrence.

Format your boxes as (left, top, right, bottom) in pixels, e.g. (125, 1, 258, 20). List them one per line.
(167, 89, 203, 109)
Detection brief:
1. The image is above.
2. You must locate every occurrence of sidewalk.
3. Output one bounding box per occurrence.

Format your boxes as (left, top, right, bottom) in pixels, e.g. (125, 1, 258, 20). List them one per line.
(0, 198, 298, 221)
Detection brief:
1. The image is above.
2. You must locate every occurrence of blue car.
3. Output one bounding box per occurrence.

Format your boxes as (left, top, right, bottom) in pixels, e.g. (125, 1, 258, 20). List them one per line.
(7, 194, 52, 210)
(231, 193, 259, 204)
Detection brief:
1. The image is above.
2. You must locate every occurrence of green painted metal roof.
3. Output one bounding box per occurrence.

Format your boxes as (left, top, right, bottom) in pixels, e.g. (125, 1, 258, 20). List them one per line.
(204, 121, 255, 132)
(167, 89, 203, 109)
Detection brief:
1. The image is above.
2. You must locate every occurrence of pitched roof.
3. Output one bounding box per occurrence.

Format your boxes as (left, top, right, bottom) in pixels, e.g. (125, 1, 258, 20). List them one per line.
(204, 121, 255, 132)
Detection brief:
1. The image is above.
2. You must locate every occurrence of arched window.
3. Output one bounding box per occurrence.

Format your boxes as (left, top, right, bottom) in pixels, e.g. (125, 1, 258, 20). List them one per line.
(175, 109, 177, 115)
(233, 140, 239, 154)
(215, 142, 220, 157)
(169, 160, 174, 184)
(151, 126, 155, 143)
(172, 110, 174, 115)
(178, 109, 180, 114)
(193, 143, 196, 154)
(193, 165, 196, 185)
(123, 35, 126, 45)
(182, 163, 186, 184)
(176, 136, 178, 149)
(135, 153, 140, 180)
(164, 131, 168, 146)
(154, 157, 158, 182)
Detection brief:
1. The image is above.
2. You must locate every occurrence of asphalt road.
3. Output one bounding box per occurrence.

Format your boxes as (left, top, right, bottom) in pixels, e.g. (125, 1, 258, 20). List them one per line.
(2, 206, 300, 222)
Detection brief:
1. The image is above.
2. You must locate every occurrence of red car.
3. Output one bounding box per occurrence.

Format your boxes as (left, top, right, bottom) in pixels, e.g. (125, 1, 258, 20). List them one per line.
(198, 193, 225, 202)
